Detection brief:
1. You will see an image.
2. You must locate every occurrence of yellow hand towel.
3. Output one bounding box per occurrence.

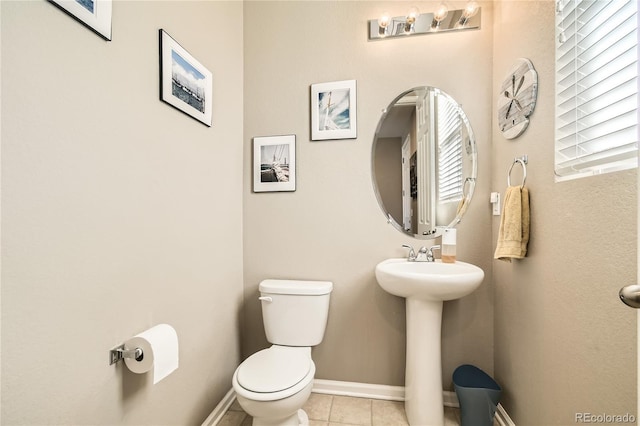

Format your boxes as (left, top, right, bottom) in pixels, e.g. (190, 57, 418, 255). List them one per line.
(494, 186, 530, 262)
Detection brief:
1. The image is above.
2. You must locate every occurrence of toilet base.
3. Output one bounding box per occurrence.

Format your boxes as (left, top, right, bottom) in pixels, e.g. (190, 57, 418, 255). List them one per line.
(251, 409, 308, 426)
(297, 409, 309, 425)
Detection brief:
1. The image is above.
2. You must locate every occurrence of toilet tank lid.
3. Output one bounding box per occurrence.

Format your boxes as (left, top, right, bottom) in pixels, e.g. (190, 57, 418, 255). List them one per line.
(259, 279, 333, 295)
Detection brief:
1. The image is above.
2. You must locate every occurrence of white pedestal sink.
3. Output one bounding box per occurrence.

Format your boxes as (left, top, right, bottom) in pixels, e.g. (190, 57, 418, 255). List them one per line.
(375, 258, 484, 426)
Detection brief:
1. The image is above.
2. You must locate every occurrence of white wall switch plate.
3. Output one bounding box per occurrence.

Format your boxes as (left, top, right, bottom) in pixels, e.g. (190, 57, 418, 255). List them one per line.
(490, 192, 501, 216)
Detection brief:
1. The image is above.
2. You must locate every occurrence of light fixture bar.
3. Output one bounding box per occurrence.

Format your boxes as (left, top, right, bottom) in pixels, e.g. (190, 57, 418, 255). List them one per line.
(368, 8, 481, 40)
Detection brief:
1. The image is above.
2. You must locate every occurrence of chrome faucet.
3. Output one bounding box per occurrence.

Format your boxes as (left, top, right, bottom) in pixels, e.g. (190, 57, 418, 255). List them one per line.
(402, 245, 441, 262)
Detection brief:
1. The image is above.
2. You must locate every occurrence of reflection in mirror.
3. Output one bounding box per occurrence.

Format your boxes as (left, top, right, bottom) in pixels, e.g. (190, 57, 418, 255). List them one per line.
(372, 87, 477, 239)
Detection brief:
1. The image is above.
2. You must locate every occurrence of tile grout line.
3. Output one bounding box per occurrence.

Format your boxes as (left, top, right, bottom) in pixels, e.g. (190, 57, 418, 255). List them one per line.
(328, 395, 334, 424)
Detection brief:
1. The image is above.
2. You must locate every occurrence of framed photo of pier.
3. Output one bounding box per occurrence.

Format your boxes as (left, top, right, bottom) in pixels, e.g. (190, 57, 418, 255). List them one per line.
(253, 135, 296, 192)
(49, 0, 113, 40)
(311, 80, 357, 141)
(159, 29, 213, 127)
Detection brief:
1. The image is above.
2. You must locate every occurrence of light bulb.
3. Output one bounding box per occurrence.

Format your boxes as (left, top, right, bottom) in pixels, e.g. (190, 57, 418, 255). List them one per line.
(462, 1, 479, 19)
(433, 3, 449, 22)
(407, 6, 420, 22)
(380, 14, 390, 25)
(404, 7, 420, 33)
(431, 3, 448, 30)
(378, 13, 390, 36)
(458, 0, 479, 26)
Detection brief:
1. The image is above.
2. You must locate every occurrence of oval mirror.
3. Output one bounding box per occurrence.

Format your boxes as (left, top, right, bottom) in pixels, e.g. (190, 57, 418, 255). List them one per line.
(372, 87, 477, 239)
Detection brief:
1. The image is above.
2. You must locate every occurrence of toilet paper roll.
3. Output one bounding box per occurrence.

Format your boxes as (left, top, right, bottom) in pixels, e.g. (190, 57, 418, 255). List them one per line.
(124, 324, 179, 384)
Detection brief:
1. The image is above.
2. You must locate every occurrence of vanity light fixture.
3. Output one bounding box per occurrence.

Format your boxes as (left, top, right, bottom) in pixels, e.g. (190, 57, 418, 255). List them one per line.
(369, 4, 481, 40)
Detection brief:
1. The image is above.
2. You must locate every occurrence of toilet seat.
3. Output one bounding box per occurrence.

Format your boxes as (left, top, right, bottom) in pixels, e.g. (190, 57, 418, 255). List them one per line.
(237, 346, 311, 393)
(233, 346, 315, 402)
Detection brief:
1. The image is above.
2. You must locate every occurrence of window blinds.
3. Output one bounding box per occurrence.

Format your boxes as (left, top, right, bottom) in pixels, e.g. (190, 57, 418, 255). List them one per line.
(555, 0, 638, 180)
(437, 95, 463, 201)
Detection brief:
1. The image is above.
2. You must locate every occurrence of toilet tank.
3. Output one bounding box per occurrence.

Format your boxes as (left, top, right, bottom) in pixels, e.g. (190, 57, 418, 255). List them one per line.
(259, 279, 333, 346)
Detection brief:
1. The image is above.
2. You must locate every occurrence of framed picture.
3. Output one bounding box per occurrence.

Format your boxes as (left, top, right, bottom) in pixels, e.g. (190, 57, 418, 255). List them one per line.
(50, 0, 113, 40)
(159, 29, 213, 127)
(253, 135, 296, 193)
(311, 80, 357, 141)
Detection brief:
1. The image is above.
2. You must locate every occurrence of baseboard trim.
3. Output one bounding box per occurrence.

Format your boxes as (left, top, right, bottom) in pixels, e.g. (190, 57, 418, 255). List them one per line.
(202, 379, 514, 426)
(201, 387, 236, 426)
(312, 378, 405, 401)
(495, 403, 516, 426)
(313, 379, 459, 409)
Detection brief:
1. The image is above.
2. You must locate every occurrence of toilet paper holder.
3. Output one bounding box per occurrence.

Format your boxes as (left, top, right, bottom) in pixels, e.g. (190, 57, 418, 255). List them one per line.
(109, 344, 144, 365)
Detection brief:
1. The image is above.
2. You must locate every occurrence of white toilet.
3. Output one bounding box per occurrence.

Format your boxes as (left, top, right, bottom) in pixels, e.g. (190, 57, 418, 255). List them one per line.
(232, 279, 333, 426)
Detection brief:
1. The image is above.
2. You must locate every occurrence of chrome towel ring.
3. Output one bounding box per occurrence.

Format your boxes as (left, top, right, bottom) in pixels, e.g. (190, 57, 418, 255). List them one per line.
(507, 155, 528, 187)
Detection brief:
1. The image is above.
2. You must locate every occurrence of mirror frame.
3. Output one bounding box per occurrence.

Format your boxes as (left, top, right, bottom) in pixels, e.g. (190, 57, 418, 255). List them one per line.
(371, 86, 477, 239)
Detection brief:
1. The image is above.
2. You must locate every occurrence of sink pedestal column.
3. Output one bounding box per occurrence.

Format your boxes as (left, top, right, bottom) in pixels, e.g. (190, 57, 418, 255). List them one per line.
(404, 298, 444, 426)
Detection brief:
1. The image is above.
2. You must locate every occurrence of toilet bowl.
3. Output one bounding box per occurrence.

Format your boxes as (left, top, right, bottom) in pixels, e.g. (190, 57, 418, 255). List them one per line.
(231, 280, 333, 426)
(232, 346, 315, 425)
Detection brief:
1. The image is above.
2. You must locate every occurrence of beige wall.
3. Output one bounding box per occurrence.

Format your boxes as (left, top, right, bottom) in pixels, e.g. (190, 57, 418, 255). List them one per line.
(491, 1, 637, 424)
(1, 1, 244, 424)
(2, 1, 637, 425)
(243, 1, 495, 388)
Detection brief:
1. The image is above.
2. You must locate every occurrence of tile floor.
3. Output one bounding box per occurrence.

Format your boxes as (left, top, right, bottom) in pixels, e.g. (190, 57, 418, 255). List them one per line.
(217, 393, 465, 426)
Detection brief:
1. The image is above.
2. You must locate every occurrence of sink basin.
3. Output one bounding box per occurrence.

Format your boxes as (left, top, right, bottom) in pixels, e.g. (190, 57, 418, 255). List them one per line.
(374, 258, 484, 425)
(375, 258, 484, 301)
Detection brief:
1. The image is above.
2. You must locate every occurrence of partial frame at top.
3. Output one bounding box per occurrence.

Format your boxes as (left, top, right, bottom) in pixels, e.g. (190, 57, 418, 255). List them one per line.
(49, 0, 113, 41)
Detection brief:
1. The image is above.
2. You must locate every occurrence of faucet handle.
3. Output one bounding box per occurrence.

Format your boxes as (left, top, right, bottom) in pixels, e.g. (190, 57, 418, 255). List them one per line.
(402, 244, 417, 261)
(427, 245, 441, 262)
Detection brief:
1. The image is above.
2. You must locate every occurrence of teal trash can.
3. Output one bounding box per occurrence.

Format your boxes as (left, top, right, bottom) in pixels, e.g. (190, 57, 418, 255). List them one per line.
(453, 364, 502, 426)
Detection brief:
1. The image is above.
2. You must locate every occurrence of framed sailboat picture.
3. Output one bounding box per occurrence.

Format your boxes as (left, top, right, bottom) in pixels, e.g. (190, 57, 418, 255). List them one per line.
(159, 29, 213, 127)
(311, 80, 357, 141)
(253, 135, 296, 192)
